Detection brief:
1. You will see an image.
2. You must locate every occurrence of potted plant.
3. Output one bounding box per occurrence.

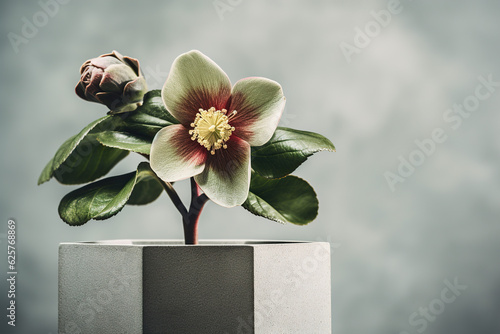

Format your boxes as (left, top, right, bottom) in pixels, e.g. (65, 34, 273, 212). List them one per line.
(40, 50, 335, 333)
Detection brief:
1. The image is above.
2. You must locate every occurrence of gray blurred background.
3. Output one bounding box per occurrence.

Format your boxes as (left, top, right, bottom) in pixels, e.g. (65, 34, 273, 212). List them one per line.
(1, 0, 499, 333)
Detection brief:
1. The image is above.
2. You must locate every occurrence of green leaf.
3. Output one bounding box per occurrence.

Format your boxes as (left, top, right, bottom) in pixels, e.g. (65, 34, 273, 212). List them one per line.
(38, 90, 176, 185)
(38, 115, 128, 185)
(134, 89, 178, 124)
(38, 116, 111, 185)
(117, 89, 179, 139)
(97, 131, 152, 155)
(39, 156, 56, 186)
(53, 135, 129, 185)
(242, 171, 318, 225)
(58, 172, 135, 225)
(127, 168, 163, 205)
(58, 162, 162, 226)
(95, 90, 180, 154)
(251, 127, 335, 179)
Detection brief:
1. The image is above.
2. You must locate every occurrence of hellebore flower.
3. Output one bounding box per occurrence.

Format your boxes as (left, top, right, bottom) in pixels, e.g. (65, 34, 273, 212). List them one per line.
(75, 50, 148, 114)
(150, 50, 286, 207)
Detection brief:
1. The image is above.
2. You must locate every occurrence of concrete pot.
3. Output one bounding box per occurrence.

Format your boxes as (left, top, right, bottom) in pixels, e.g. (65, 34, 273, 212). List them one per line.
(59, 240, 331, 334)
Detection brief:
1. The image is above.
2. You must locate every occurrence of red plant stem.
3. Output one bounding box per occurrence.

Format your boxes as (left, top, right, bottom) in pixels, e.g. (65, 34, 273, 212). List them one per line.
(157, 174, 209, 244)
(183, 178, 209, 245)
(149, 158, 208, 244)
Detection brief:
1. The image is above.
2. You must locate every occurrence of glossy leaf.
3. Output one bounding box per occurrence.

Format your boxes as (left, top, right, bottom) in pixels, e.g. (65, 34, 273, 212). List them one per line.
(116, 89, 179, 139)
(242, 171, 318, 225)
(58, 162, 163, 226)
(251, 127, 335, 179)
(97, 131, 152, 155)
(38, 116, 113, 185)
(38, 90, 177, 185)
(53, 135, 129, 185)
(127, 168, 164, 205)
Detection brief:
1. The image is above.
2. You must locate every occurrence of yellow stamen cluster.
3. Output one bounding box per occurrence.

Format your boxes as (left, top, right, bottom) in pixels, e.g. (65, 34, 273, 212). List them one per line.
(189, 107, 236, 155)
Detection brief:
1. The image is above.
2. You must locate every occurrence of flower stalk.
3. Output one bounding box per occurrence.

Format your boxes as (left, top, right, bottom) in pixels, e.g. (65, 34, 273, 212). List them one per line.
(183, 178, 209, 245)
(158, 176, 209, 245)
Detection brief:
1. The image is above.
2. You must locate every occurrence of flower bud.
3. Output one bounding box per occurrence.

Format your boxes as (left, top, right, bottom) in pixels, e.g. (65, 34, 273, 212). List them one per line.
(75, 50, 148, 114)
